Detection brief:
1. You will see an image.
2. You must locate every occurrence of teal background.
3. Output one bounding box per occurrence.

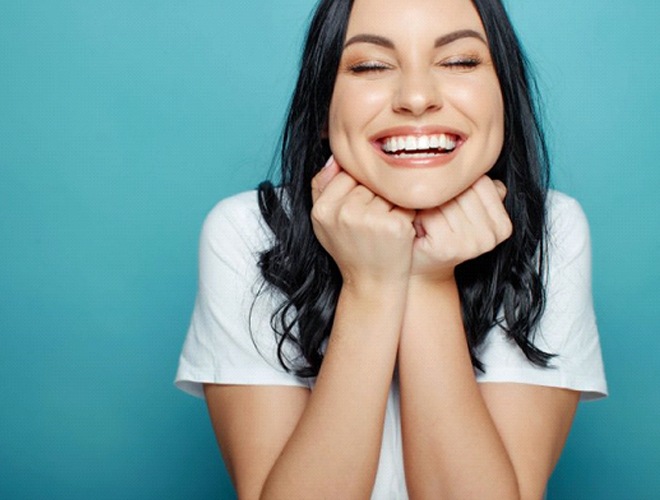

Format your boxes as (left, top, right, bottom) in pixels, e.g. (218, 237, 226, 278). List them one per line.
(1, 0, 658, 498)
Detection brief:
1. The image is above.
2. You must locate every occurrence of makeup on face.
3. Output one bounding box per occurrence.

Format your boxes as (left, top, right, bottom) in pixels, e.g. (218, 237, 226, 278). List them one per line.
(328, 0, 504, 210)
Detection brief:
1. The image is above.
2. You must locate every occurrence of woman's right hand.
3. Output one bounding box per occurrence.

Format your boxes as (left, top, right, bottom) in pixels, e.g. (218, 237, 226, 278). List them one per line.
(311, 156, 416, 288)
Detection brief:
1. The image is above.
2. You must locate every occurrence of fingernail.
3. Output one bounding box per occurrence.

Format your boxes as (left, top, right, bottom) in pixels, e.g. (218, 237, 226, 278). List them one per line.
(322, 155, 334, 170)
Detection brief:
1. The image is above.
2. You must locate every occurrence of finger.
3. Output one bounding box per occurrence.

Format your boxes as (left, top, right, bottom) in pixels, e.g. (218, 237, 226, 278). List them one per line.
(492, 179, 507, 201)
(364, 194, 416, 229)
(344, 183, 376, 207)
(472, 176, 507, 214)
(311, 156, 341, 203)
(413, 216, 426, 238)
(415, 206, 452, 244)
(436, 197, 472, 235)
(454, 184, 492, 231)
(366, 191, 394, 212)
(311, 155, 356, 205)
(315, 156, 341, 192)
(391, 205, 417, 224)
(313, 170, 358, 206)
(472, 177, 513, 240)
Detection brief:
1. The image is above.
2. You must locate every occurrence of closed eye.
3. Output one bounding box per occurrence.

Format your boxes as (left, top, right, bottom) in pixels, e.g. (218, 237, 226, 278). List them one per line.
(349, 61, 392, 74)
(440, 56, 482, 69)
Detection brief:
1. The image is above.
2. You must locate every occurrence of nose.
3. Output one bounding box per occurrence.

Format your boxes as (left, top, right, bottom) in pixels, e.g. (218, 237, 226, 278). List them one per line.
(392, 69, 442, 116)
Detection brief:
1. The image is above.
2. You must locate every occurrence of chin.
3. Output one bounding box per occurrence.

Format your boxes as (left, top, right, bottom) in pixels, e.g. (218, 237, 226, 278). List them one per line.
(378, 186, 455, 210)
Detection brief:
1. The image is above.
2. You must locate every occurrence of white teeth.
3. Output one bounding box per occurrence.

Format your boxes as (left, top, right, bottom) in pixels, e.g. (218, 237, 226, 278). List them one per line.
(381, 134, 458, 154)
(397, 152, 439, 159)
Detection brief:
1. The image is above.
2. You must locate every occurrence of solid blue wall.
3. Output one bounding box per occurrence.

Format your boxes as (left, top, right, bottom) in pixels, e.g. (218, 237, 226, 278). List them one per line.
(1, 1, 658, 498)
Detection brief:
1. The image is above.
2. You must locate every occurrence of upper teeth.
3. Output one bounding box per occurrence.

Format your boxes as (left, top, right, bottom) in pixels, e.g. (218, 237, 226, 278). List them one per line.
(381, 134, 457, 153)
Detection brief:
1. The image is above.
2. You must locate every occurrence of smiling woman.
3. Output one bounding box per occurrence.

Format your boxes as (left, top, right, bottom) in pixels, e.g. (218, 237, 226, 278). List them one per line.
(175, 0, 607, 498)
(329, 1, 504, 209)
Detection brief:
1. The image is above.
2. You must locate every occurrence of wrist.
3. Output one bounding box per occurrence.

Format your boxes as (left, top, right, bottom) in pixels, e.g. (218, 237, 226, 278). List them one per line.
(409, 269, 456, 288)
(400, 274, 463, 346)
(341, 274, 410, 302)
(407, 274, 459, 300)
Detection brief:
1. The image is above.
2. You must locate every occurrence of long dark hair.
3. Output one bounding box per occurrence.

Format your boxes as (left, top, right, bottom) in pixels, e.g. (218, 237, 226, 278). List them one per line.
(256, 0, 553, 377)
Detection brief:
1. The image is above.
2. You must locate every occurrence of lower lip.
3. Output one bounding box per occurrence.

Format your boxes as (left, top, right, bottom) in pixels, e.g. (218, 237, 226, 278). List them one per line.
(371, 141, 462, 168)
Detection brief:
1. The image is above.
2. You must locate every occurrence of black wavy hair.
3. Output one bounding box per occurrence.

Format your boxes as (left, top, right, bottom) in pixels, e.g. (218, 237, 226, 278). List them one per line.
(256, 0, 553, 377)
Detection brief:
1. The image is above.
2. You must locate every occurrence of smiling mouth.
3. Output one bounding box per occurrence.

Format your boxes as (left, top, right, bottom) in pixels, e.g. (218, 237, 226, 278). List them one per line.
(380, 133, 458, 158)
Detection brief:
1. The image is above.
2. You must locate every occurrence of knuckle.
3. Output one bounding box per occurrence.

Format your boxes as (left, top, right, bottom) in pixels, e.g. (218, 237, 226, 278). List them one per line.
(387, 215, 414, 239)
(466, 239, 481, 257)
(311, 202, 331, 223)
(478, 233, 497, 253)
(495, 216, 513, 240)
(336, 204, 355, 226)
(475, 175, 489, 187)
(445, 244, 461, 262)
(474, 175, 491, 192)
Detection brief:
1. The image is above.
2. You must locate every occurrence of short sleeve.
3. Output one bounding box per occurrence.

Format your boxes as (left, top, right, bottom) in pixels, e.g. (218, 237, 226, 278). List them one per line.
(476, 191, 608, 401)
(175, 191, 309, 399)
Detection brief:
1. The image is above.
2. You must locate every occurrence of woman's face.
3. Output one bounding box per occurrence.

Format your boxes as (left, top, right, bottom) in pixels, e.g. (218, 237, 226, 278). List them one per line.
(328, 0, 504, 209)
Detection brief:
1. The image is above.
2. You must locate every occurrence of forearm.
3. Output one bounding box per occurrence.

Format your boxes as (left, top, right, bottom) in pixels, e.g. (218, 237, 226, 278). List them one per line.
(261, 281, 407, 499)
(398, 279, 519, 500)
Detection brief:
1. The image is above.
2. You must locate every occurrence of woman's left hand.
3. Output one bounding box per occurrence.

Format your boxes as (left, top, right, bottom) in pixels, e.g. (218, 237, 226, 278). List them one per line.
(411, 175, 513, 283)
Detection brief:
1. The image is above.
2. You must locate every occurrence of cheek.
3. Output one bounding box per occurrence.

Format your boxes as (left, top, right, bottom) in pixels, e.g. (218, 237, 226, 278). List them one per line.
(328, 83, 383, 176)
(486, 81, 505, 132)
(327, 98, 350, 165)
(327, 89, 375, 186)
(481, 83, 505, 139)
(328, 79, 390, 138)
(453, 79, 504, 154)
(487, 91, 505, 156)
(452, 79, 503, 125)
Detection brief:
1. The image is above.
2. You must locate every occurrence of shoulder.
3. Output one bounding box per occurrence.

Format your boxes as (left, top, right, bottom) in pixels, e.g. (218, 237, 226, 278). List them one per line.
(477, 190, 607, 399)
(546, 190, 589, 236)
(202, 190, 263, 236)
(206, 189, 261, 218)
(545, 190, 592, 268)
(176, 190, 309, 397)
(200, 190, 274, 256)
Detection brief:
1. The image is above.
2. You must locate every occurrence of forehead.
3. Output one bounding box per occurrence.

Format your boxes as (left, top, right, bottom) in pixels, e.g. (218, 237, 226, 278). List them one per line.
(345, 0, 485, 39)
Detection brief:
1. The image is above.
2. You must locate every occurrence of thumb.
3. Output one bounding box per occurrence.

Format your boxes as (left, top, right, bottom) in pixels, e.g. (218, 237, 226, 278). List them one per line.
(311, 156, 340, 202)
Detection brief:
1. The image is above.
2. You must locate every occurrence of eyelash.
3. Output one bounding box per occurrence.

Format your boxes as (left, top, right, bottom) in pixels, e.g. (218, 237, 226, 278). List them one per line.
(440, 56, 482, 69)
(348, 56, 482, 74)
(348, 62, 391, 74)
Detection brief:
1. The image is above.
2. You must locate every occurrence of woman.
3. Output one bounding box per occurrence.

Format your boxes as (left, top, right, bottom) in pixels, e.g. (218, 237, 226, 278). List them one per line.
(176, 0, 607, 498)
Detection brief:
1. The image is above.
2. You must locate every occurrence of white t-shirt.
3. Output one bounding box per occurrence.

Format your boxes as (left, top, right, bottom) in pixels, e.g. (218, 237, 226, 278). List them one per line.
(175, 189, 607, 499)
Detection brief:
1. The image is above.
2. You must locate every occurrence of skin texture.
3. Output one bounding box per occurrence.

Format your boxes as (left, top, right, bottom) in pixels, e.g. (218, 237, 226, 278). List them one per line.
(205, 0, 580, 498)
(328, 0, 504, 209)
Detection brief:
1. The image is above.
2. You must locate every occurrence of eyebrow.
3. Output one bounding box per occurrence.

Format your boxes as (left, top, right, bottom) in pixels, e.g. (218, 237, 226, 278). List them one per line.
(434, 29, 486, 48)
(343, 29, 487, 49)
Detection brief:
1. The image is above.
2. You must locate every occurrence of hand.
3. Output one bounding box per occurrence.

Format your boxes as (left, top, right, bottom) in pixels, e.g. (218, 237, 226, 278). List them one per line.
(411, 176, 513, 283)
(311, 156, 416, 287)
